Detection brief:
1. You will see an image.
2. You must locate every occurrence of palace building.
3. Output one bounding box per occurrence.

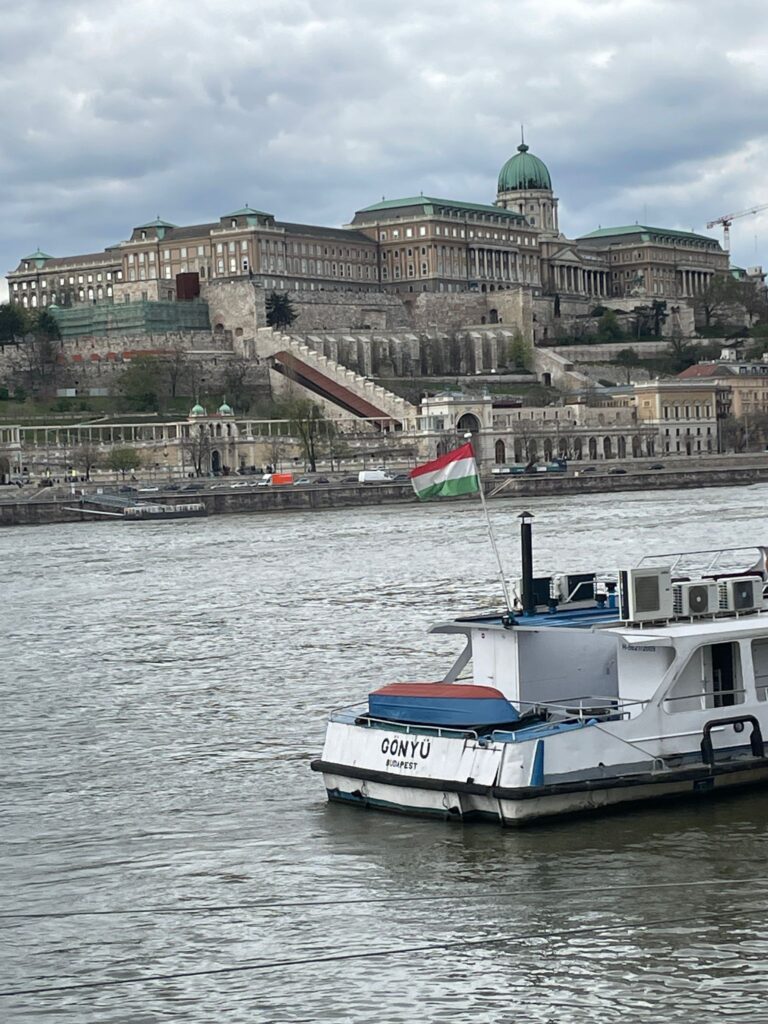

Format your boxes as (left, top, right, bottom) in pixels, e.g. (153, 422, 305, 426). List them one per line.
(6, 143, 729, 311)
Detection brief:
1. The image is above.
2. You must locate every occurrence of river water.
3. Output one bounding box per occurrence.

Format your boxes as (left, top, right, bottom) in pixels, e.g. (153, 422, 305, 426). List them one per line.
(3, 484, 768, 1023)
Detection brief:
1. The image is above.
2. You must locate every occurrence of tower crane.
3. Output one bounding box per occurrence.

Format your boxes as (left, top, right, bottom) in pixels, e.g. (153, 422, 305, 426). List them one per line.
(707, 203, 768, 252)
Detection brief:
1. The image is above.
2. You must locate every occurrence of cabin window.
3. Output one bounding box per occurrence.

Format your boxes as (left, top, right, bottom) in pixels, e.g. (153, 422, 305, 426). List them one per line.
(664, 642, 744, 713)
(752, 639, 768, 701)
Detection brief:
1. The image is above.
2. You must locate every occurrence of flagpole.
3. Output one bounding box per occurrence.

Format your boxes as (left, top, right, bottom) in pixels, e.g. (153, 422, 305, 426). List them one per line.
(465, 433, 514, 616)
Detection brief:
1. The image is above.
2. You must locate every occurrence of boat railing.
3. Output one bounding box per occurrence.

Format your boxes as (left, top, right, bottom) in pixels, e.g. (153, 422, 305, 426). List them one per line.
(636, 545, 768, 581)
(662, 686, 748, 711)
(517, 695, 648, 722)
(330, 704, 479, 739)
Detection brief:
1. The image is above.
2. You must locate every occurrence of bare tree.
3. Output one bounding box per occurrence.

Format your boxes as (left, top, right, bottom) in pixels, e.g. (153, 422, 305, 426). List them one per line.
(161, 342, 190, 399)
(181, 429, 212, 477)
(278, 394, 328, 471)
(19, 333, 61, 395)
(693, 275, 750, 329)
(71, 442, 101, 481)
(106, 447, 143, 479)
(220, 356, 262, 412)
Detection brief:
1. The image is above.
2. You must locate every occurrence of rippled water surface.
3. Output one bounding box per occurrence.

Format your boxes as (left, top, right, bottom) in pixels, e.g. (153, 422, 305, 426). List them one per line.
(3, 485, 768, 1022)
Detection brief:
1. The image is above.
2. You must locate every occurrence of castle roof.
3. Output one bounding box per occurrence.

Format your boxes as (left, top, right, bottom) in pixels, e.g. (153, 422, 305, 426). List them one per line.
(497, 144, 552, 192)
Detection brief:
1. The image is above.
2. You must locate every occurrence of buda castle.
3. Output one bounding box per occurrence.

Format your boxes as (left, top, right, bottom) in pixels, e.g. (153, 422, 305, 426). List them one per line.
(7, 142, 728, 313)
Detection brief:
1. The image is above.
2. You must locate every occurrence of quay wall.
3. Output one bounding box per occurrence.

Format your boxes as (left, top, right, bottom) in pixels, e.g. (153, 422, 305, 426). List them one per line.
(3, 465, 768, 526)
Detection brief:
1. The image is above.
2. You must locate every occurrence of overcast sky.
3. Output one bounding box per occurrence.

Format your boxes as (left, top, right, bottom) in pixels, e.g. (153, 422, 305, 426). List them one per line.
(2, 0, 767, 300)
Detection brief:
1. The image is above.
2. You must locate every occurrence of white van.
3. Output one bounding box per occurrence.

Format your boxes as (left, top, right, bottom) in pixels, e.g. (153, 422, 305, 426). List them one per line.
(358, 470, 394, 484)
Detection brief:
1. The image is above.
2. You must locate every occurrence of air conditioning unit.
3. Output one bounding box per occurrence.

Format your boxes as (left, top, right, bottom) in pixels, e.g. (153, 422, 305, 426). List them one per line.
(718, 576, 762, 613)
(673, 580, 718, 617)
(619, 567, 673, 623)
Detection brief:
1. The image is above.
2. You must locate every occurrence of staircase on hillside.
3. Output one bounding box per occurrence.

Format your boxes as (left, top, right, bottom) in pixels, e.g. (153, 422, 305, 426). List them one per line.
(268, 333, 418, 427)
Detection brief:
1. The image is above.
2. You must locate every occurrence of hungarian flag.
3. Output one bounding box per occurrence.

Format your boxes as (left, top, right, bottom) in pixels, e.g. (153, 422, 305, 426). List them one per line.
(410, 443, 480, 500)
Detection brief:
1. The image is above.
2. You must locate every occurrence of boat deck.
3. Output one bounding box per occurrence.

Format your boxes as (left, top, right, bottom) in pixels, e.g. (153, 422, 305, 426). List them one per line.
(452, 605, 621, 630)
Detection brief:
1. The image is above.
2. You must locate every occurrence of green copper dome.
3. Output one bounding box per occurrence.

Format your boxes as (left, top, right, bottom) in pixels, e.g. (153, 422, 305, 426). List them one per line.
(498, 144, 552, 192)
(218, 400, 233, 415)
(190, 403, 206, 416)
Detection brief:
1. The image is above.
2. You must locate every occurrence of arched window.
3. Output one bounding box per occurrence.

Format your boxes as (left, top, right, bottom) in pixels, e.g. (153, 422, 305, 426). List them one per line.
(494, 439, 506, 464)
(457, 413, 481, 434)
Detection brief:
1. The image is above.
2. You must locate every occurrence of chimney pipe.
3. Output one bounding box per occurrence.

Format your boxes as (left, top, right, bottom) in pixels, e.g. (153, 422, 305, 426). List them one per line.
(518, 511, 535, 616)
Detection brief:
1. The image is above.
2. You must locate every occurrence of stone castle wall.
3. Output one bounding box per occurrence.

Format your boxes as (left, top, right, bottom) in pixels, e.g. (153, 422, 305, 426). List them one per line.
(0, 330, 270, 396)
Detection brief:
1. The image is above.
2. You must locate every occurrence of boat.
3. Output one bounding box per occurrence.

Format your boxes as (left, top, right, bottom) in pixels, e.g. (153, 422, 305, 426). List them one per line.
(311, 526, 768, 825)
(122, 501, 207, 520)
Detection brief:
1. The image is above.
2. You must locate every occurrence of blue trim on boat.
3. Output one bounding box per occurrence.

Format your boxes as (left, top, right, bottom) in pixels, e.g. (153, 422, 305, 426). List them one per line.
(530, 740, 545, 786)
(456, 606, 620, 630)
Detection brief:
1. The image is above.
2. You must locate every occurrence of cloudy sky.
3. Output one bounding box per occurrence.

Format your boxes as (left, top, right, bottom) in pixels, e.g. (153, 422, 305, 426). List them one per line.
(2, 0, 767, 299)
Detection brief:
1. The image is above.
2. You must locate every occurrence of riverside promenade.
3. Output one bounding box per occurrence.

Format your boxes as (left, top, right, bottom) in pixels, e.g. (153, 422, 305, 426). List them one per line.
(3, 460, 768, 526)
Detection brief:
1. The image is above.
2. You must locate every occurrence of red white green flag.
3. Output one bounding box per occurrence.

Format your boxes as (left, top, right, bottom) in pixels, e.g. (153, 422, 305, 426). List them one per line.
(409, 443, 480, 500)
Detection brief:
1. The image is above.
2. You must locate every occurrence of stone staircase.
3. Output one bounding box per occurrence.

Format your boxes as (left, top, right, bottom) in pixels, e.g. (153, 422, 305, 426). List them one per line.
(264, 330, 418, 425)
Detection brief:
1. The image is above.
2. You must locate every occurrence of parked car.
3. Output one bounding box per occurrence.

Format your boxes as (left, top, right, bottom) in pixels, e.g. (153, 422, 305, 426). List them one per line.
(314, 477, 331, 484)
(580, 466, 597, 473)
(391, 473, 411, 482)
(650, 463, 665, 470)
(294, 477, 313, 485)
(608, 468, 627, 475)
(341, 475, 359, 483)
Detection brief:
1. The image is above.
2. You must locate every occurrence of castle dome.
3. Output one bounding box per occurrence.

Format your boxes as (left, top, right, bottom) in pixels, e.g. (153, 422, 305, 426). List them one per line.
(498, 143, 552, 192)
(218, 400, 234, 416)
(190, 403, 206, 417)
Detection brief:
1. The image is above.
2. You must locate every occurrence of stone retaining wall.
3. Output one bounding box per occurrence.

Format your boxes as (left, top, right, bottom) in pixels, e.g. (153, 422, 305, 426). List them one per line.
(4, 464, 768, 526)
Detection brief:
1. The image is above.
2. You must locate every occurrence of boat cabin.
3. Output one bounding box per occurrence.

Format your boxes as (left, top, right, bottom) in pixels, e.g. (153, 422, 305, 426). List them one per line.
(433, 556, 768, 724)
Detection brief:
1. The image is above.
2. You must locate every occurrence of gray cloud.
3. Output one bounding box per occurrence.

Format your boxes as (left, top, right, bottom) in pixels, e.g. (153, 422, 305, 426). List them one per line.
(2, 0, 768, 300)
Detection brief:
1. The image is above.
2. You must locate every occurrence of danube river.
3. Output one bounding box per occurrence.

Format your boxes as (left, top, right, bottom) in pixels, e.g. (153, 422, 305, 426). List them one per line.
(3, 485, 768, 1023)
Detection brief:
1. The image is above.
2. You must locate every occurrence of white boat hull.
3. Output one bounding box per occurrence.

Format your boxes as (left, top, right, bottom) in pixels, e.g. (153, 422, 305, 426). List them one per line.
(316, 758, 768, 825)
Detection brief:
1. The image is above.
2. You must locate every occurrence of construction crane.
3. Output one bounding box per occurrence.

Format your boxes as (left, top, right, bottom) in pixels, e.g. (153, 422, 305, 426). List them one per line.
(707, 203, 768, 251)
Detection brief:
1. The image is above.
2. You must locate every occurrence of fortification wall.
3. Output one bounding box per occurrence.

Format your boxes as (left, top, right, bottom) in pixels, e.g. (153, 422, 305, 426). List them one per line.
(288, 291, 410, 331)
(202, 279, 268, 337)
